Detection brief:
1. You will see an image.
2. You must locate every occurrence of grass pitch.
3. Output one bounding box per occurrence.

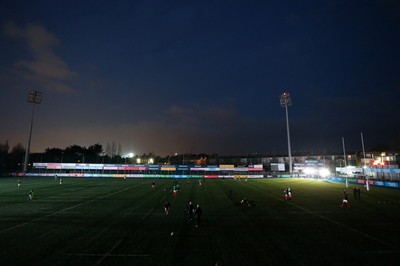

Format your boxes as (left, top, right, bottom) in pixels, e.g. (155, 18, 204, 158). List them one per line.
(0, 177, 399, 265)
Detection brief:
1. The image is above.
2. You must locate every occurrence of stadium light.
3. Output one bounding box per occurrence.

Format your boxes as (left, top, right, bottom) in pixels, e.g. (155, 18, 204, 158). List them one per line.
(319, 168, 330, 178)
(124, 153, 134, 164)
(280, 92, 292, 175)
(23, 90, 42, 173)
(304, 167, 316, 176)
(373, 158, 384, 166)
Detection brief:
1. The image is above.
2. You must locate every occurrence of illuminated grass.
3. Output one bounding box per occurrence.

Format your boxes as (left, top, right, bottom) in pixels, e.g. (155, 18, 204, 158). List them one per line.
(0, 177, 399, 265)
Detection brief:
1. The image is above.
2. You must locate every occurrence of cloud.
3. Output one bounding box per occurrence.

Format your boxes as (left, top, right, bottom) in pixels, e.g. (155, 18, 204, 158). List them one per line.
(3, 21, 77, 93)
(164, 102, 238, 130)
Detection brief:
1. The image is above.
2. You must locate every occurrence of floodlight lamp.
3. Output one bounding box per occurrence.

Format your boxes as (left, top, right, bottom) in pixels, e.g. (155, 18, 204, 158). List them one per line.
(280, 92, 292, 107)
(126, 152, 134, 158)
(373, 159, 383, 166)
(27, 90, 42, 104)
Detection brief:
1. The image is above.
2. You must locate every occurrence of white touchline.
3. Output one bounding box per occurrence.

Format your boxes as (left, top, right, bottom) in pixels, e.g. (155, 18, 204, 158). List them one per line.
(96, 239, 123, 265)
(159, 195, 167, 203)
(141, 208, 154, 221)
(67, 253, 149, 257)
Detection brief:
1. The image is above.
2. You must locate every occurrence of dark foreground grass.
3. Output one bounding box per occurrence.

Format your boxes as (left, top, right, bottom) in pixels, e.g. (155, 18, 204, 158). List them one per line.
(0, 177, 399, 266)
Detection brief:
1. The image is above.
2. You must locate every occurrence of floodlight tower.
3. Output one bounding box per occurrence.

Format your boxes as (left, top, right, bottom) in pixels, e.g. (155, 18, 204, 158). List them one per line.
(280, 92, 292, 175)
(23, 90, 42, 172)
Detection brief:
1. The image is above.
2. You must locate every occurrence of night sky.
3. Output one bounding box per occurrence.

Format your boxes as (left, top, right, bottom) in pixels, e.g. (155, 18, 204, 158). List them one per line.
(1, 1, 399, 156)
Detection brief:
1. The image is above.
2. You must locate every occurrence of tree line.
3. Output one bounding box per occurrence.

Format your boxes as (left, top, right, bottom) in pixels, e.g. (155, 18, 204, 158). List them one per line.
(0, 141, 25, 174)
(0, 138, 217, 175)
(0, 141, 139, 175)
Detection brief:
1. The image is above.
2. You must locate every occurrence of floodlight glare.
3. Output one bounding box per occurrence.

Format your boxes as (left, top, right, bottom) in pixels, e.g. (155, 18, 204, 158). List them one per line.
(319, 168, 330, 178)
(372, 160, 380, 166)
(304, 167, 316, 175)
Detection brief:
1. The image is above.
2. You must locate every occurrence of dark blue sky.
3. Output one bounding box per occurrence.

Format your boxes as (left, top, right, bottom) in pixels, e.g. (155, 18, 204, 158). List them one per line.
(1, 0, 399, 156)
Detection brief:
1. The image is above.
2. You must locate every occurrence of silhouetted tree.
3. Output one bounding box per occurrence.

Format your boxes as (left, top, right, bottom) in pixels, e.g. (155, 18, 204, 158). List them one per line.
(118, 143, 122, 156)
(10, 143, 25, 169)
(105, 143, 111, 157)
(105, 141, 120, 158)
(0, 141, 10, 168)
(64, 145, 85, 156)
(111, 141, 117, 157)
(87, 143, 103, 156)
(45, 147, 63, 156)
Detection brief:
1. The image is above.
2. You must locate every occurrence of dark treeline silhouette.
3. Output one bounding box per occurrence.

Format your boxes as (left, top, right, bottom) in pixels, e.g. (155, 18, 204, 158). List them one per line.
(0, 141, 211, 174)
(0, 142, 106, 175)
(44, 144, 103, 158)
(1, 140, 249, 175)
(0, 141, 26, 175)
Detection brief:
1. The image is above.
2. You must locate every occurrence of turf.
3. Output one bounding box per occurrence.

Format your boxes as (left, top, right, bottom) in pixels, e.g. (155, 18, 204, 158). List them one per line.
(0, 177, 399, 265)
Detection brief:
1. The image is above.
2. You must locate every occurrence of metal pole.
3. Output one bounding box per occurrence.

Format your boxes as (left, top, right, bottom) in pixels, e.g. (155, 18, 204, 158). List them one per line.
(280, 93, 292, 175)
(361, 132, 366, 168)
(23, 90, 42, 173)
(342, 137, 349, 188)
(360, 132, 369, 190)
(342, 137, 347, 167)
(23, 103, 35, 172)
(285, 105, 292, 174)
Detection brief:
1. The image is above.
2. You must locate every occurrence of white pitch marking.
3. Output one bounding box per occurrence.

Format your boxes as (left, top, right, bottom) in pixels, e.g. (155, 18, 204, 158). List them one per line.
(38, 229, 55, 239)
(159, 195, 167, 203)
(96, 239, 123, 265)
(141, 208, 154, 221)
(291, 211, 332, 214)
(67, 253, 149, 257)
